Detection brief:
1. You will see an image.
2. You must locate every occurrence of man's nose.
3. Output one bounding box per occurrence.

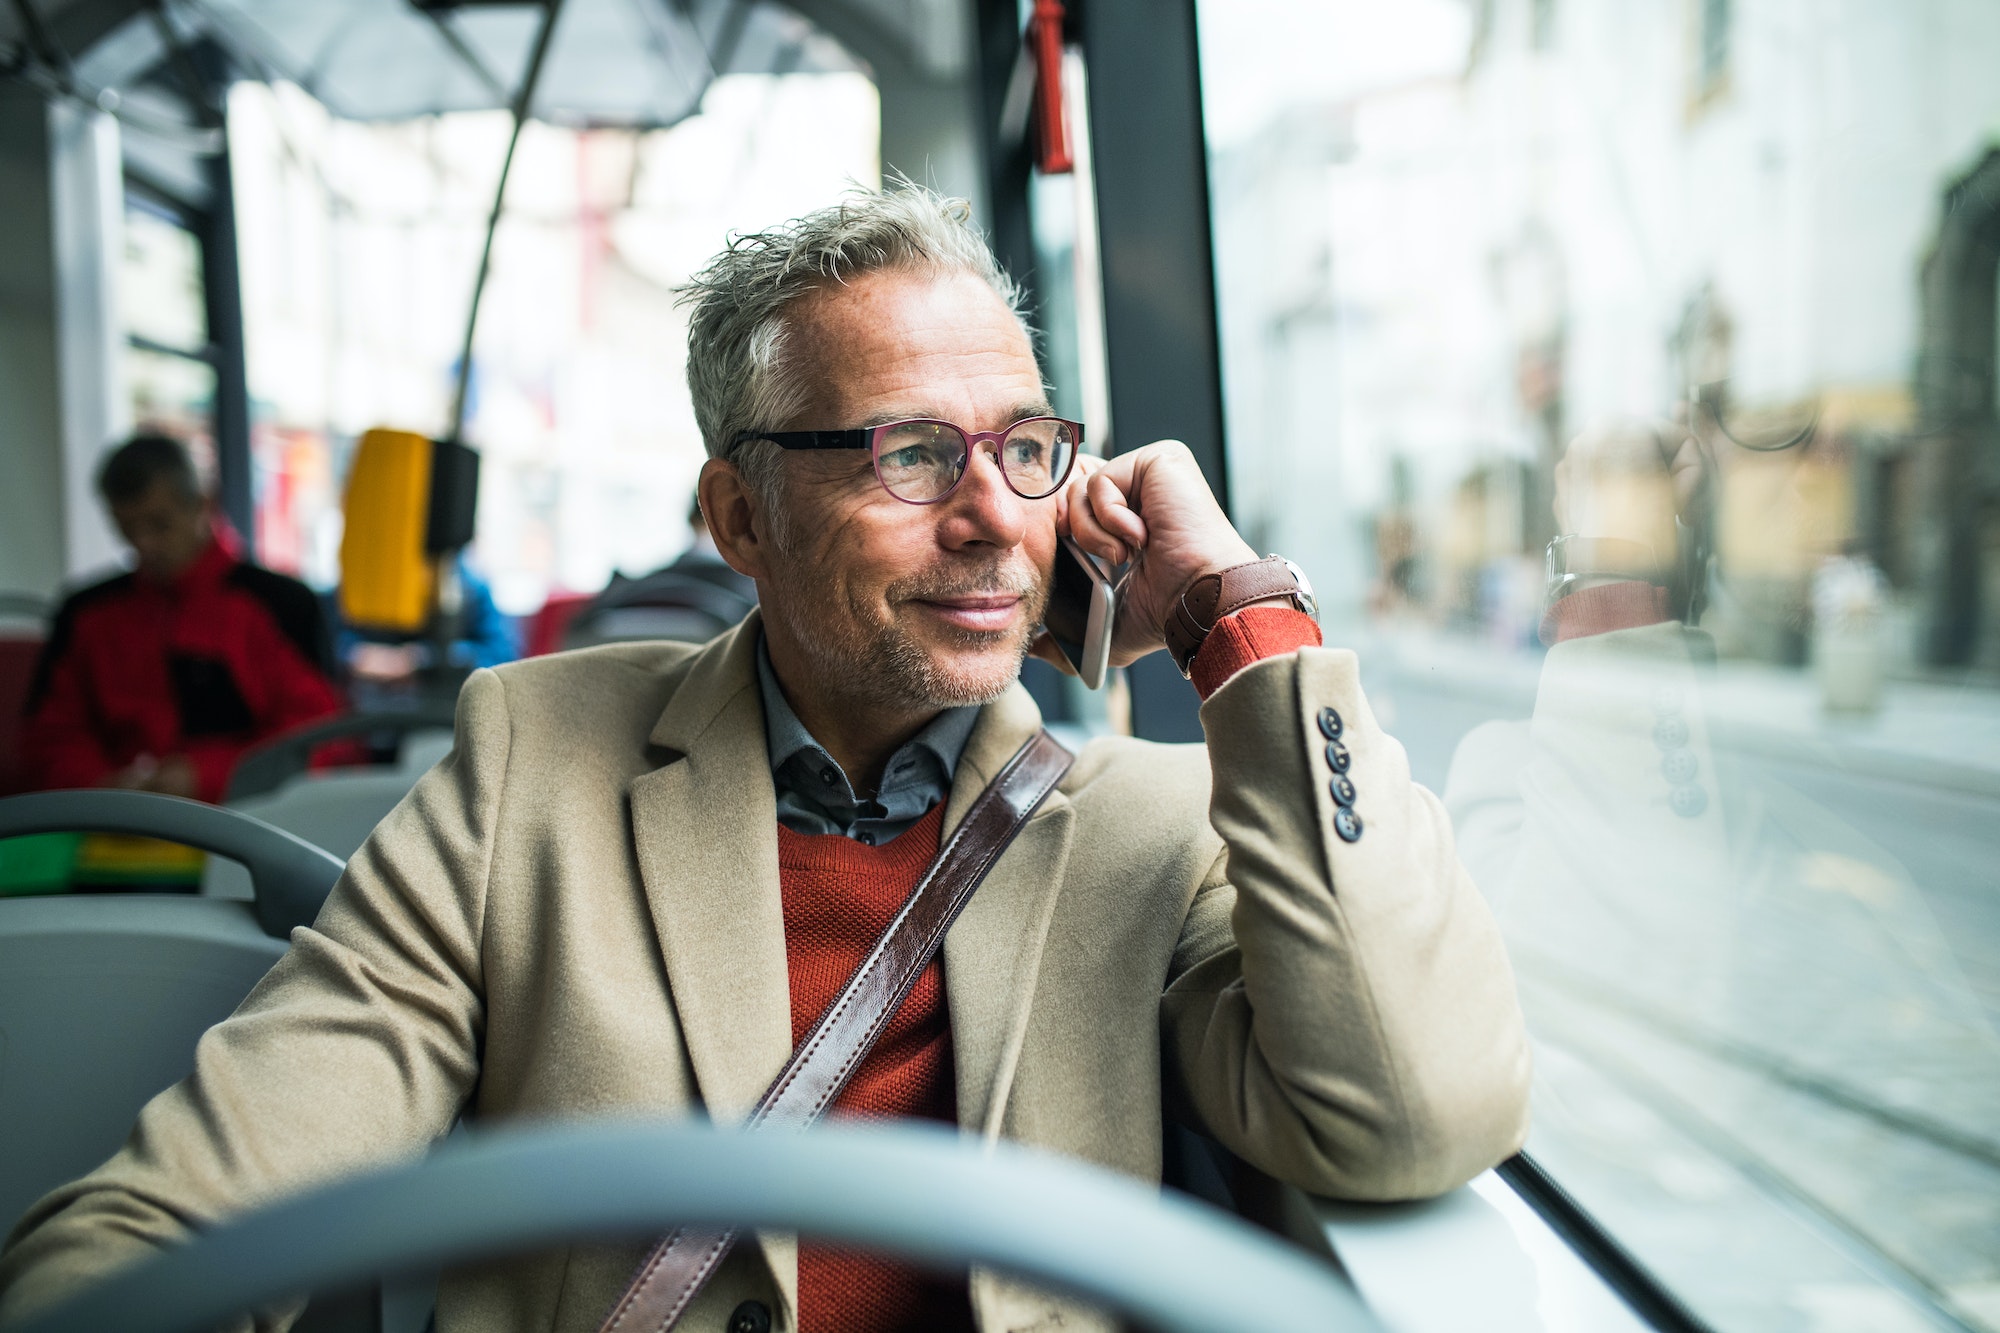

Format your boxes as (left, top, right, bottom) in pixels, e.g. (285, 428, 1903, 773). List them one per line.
(938, 441, 1029, 549)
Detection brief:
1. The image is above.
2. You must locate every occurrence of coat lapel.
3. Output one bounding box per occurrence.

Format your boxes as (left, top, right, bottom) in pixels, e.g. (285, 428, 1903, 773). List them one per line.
(627, 615, 793, 1122)
(941, 685, 1077, 1139)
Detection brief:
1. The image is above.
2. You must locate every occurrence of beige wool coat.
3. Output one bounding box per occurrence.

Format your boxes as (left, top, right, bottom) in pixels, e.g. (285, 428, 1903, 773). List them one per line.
(0, 614, 1531, 1332)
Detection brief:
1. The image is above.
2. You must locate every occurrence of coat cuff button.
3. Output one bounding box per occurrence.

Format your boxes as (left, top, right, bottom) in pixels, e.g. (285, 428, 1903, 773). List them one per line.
(1317, 705, 1344, 740)
(729, 1301, 773, 1333)
(1333, 806, 1364, 843)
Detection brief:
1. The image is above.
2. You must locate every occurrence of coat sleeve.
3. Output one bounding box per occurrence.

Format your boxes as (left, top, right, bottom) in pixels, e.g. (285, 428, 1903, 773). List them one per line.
(0, 669, 513, 1327)
(20, 602, 119, 792)
(1159, 646, 1532, 1201)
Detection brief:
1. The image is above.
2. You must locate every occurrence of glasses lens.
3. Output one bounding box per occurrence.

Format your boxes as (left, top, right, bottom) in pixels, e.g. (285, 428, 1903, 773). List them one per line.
(999, 419, 1077, 498)
(874, 421, 968, 502)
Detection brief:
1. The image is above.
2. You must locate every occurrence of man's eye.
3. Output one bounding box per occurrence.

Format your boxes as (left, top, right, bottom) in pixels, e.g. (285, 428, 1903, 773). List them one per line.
(881, 445, 934, 470)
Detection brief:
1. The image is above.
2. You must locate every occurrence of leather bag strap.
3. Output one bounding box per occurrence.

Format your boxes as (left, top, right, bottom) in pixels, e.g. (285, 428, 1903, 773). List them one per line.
(597, 727, 1075, 1333)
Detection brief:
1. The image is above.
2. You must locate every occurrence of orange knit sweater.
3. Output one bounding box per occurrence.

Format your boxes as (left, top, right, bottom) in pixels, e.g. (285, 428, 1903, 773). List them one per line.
(778, 803, 975, 1333)
(769, 603, 1322, 1331)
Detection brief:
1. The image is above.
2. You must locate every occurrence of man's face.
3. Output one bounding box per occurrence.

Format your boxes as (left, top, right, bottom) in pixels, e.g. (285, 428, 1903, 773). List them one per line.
(756, 268, 1057, 713)
(110, 480, 210, 583)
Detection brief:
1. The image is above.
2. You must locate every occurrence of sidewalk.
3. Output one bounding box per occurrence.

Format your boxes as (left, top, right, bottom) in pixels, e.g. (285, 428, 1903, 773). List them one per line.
(1365, 627, 2000, 800)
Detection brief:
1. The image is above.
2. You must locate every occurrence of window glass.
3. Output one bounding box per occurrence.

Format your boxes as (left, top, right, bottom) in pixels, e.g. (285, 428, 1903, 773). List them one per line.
(1198, 2, 2000, 1329)
(120, 200, 208, 354)
(119, 198, 216, 458)
(227, 62, 878, 597)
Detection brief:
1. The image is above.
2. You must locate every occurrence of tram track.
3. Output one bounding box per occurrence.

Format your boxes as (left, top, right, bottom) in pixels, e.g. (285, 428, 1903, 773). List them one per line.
(1522, 1001, 1992, 1333)
(1511, 945, 2000, 1171)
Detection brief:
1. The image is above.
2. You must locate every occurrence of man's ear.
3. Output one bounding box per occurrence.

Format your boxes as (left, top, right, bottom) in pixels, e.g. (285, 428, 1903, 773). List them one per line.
(699, 457, 774, 581)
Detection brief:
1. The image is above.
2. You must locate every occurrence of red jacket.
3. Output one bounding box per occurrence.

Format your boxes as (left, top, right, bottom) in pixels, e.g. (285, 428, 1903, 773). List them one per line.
(22, 533, 344, 802)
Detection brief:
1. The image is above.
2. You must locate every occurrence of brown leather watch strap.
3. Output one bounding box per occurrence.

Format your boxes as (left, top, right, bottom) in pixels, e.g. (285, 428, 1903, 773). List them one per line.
(1163, 556, 1305, 677)
(596, 728, 1074, 1333)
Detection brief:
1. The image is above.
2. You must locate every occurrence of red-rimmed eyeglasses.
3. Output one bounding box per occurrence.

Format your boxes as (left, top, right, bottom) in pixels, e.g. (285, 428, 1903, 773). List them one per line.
(733, 416, 1083, 505)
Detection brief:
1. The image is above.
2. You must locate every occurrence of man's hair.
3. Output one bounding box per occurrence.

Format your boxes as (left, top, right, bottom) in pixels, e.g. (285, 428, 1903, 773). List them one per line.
(97, 433, 202, 507)
(678, 185, 1028, 529)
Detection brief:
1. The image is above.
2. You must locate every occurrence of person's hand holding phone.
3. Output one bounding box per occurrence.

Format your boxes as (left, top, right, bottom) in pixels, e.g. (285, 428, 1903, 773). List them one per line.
(1033, 439, 1265, 672)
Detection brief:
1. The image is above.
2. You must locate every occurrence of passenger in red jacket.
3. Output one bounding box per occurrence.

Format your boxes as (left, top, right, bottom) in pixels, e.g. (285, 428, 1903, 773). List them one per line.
(21, 434, 344, 803)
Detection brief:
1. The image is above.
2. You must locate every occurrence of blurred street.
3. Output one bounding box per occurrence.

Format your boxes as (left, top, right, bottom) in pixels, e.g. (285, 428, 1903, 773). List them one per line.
(1361, 629, 2000, 1333)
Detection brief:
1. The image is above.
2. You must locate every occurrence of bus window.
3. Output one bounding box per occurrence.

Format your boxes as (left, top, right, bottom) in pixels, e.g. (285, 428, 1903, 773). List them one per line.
(1196, 2, 2000, 1330)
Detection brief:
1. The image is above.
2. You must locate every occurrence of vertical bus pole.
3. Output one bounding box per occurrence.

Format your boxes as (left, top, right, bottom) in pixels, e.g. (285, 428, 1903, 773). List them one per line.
(1077, 0, 1229, 742)
(444, 0, 565, 446)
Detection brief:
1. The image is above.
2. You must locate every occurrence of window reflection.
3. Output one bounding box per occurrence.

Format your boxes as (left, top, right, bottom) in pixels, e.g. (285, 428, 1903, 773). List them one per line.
(1199, 2, 2000, 1328)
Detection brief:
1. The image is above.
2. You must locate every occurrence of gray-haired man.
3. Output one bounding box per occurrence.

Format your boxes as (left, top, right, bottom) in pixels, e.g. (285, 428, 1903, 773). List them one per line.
(0, 188, 1530, 1333)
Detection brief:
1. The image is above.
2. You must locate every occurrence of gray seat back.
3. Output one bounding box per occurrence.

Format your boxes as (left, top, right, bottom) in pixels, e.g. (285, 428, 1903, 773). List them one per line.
(0, 791, 346, 937)
(205, 768, 433, 900)
(0, 896, 287, 1233)
(0, 792, 346, 1232)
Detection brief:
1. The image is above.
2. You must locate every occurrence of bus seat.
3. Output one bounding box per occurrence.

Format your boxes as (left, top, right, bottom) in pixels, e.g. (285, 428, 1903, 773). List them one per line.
(0, 796, 412, 1332)
(226, 705, 458, 802)
(205, 769, 429, 902)
(0, 791, 344, 939)
(0, 895, 288, 1231)
(562, 570, 755, 650)
(0, 791, 343, 1226)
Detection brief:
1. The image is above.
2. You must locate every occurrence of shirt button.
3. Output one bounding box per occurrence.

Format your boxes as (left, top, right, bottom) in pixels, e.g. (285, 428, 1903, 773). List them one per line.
(1324, 740, 1352, 774)
(1333, 807, 1364, 843)
(856, 831, 875, 846)
(1652, 716, 1690, 751)
(819, 765, 838, 786)
(1317, 706, 1344, 740)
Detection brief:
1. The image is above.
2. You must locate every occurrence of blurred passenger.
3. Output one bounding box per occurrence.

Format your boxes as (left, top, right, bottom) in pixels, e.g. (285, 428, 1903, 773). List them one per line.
(566, 496, 759, 649)
(669, 492, 759, 604)
(0, 191, 1530, 1332)
(19, 434, 343, 803)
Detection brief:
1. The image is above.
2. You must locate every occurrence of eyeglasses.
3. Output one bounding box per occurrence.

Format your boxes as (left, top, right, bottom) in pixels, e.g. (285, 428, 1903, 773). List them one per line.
(733, 416, 1083, 505)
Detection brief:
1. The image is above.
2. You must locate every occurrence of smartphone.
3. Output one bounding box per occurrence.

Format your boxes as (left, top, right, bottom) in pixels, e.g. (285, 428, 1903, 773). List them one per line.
(1043, 534, 1123, 690)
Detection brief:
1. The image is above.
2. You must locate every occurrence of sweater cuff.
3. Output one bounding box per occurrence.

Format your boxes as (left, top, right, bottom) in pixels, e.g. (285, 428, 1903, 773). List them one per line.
(1539, 581, 1672, 646)
(1190, 607, 1324, 700)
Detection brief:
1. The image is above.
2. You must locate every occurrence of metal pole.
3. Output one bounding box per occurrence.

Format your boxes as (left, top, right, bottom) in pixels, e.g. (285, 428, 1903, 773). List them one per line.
(445, 0, 565, 445)
(1077, 0, 1228, 743)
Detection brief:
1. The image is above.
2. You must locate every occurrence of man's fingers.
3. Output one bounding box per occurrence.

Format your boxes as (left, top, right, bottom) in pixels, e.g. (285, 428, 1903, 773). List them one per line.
(1664, 430, 1707, 515)
(1067, 480, 1130, 564)
(1085, 467, 1147, 554)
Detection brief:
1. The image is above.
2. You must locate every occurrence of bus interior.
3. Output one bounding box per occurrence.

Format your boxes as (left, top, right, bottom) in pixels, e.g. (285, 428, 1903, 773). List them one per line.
(2, 0, 1998, 1330)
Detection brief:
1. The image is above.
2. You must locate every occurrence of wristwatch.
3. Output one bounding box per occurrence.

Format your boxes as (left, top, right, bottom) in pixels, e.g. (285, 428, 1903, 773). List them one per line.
(1164, 556, 1318, 677)
(1543, 536, 1662, 610)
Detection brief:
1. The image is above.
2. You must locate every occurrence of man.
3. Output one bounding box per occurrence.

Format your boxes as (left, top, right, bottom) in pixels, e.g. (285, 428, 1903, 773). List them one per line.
(20, 434, 343, 803)
(0, 191, 1530, 1332)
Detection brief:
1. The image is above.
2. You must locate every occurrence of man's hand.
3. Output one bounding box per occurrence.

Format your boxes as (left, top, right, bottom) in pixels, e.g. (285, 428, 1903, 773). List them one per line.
(145, 755, 199, 799)
(104, 753, 199, 797)
(106, 755, 160, 790)
(1043, 440, 1262, 668)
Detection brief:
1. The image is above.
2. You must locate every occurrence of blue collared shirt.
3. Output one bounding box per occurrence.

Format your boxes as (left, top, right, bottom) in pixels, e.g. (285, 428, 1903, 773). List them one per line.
(756, 636, 980, 845)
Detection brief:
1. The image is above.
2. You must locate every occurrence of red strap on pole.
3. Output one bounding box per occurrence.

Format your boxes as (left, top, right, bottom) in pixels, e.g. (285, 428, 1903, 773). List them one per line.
(1030, 0, 1073, 174)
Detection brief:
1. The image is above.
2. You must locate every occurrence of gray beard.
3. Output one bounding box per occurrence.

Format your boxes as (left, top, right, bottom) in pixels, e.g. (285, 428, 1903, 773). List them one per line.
(771, 559, 1049, 713)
